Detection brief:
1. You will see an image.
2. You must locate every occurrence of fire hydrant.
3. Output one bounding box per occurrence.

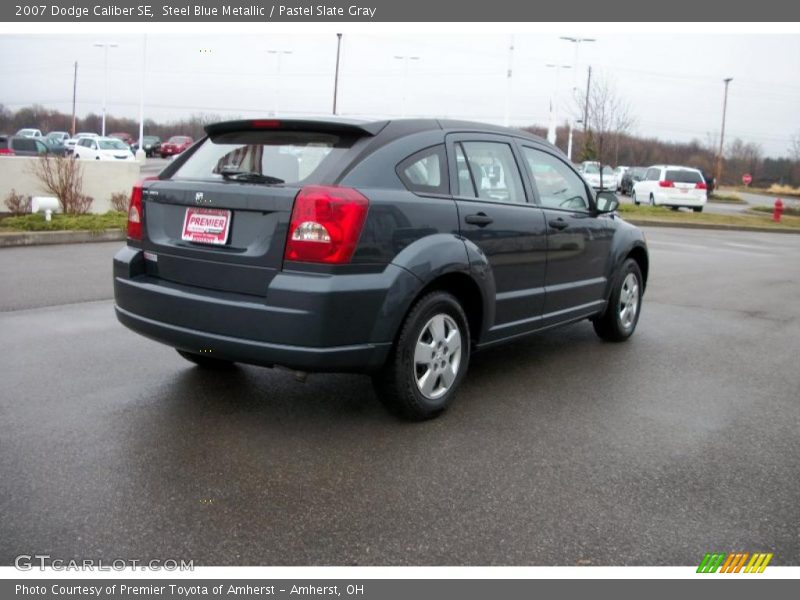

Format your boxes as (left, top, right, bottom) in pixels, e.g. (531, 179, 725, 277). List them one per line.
(773, 199, 783, 223)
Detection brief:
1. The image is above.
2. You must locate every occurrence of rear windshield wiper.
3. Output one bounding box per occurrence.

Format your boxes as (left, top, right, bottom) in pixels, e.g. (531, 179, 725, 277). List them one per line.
(218, 167, 284, 184)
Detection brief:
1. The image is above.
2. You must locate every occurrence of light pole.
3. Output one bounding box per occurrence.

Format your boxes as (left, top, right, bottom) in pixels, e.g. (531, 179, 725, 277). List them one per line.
(267, 49, 292, 116)
(545, 63, 571, 145)
(333, 33, 342, 115)
(393, 55, 420, 117)
(715, 77, 733, 188)
(136, 34, 147, 162)
(560, 36, 596, 150)
(93, 42, 118, 136)
(504, 35, 514, 127)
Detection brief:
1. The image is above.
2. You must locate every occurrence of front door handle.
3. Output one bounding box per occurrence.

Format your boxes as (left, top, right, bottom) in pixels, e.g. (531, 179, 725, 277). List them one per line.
(548, 218, 569, 231)
(465, 213, 493, 226)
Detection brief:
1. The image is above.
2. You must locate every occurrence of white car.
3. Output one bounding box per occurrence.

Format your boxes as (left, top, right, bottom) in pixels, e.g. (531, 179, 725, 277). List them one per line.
(65, 132, 99, 153)
(581, 164, 616, 190)
(72, 136, 135, 161)
(632, 165, 707, 212)
(16, 128, 43, 138)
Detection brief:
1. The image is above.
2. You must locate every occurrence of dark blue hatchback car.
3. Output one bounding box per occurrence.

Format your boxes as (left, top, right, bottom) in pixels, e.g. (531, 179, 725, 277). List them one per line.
(114, 118, 648, 420)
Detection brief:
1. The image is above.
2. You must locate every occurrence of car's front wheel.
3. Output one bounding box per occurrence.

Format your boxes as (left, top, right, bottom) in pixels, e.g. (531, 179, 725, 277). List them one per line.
(373, 291, 470, 420)
(693, 206, 703, 213)
(176, 349, 235, 369)
(593, 258, 643, 342)
(632, 190, 640, 205)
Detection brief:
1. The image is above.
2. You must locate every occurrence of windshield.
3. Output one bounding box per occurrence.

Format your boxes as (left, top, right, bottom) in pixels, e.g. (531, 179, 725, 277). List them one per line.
(602, 166, 614, 176)
(172, 130, 353, 185)
(584, 165, 599, 174)
(98, 139, 128, 150)
(666, 170, 703, 184)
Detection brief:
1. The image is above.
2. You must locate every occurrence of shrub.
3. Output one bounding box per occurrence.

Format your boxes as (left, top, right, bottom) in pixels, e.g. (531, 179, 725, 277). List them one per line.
(27, 155, 86, 214)
(110, 192, 129, 212)
(4, 189, 31, 215)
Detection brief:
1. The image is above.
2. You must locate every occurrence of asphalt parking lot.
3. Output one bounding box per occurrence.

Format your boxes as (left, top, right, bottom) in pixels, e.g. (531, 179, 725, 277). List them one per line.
(1, 227, 799, 566)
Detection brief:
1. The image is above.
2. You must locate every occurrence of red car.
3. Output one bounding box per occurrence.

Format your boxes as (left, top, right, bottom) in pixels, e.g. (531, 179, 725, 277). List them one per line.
(160, 135, 194, 158)
(109, 132, 134, 146)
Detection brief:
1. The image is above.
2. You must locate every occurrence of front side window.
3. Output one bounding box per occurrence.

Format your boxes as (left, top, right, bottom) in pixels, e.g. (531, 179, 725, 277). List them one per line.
(457, 141, 526, 204)
(522, 147, 590, 211)
(396, 145, 448, 194)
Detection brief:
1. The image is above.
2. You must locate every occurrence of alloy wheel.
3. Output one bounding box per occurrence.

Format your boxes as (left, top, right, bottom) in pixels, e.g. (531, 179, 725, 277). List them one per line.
(413, 313, 462, 400)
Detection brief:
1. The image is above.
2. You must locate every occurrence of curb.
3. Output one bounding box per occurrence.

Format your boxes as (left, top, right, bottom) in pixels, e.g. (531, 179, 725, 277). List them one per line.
(625, 219, 800, 235)
(0, 229, 125, 248)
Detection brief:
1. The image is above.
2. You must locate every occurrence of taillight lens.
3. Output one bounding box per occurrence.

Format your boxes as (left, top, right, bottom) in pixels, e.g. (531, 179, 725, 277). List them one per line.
(0, 148, 15, 156)
(127, 177, 158, 241)
(695, 182, 708, 190)
(659, 180, 675, 188)
(284, 186, 369, 264)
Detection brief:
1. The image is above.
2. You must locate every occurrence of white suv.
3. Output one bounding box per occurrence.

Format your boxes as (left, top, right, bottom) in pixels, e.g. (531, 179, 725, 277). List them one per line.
(632, 165, 707, 212)
(72, 136, 134, 161)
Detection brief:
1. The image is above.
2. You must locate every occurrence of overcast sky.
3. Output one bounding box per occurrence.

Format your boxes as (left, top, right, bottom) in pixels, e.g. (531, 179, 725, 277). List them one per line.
(1, 33, 798, 157)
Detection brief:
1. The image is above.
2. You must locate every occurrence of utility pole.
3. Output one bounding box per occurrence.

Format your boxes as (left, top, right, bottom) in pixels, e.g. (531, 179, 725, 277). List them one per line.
(136, 34, 147, 161)
(332, 33, 342, 115)
(545, 63, 571, 145)
(582, 65, 592, 135)
(715, 77, 733, 188)
(71, 61, 77, 136)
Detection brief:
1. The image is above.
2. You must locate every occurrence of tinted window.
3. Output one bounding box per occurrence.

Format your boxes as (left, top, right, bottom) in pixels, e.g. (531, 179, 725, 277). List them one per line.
(666, 170, 703, 183)
(14, 139, 35, 152)
(173, 130, 353, 184)
(396, 145, 448, 194)
(522, 147, 590, 211)
(458, 141, 526, 204)
(98, 139, 128, 150)
(646, 168, 660, 181)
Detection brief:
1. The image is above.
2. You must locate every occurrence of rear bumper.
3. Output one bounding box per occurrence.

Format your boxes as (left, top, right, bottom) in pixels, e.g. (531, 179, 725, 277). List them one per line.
(654, 191, 707, 207)
(113, 246, 414, 372)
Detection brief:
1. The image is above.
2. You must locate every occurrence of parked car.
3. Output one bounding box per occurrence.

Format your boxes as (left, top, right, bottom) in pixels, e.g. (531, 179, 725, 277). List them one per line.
(159, 135, 193, 158)
(131, 135, 162, 157)
(620, 167, 647, 196)
(0, 135, 54, 156)
(16, 128, 43, 138)
(612, 166, 629, 191)
(114, 118, 649, 420)
(581, 163, 616, 190)
(109, 132, 135, 146)
(72, 136, 136, 161)
(65, 132, 99, 153)
(632, 165, 707, 212)
(46, 131, 71, 145)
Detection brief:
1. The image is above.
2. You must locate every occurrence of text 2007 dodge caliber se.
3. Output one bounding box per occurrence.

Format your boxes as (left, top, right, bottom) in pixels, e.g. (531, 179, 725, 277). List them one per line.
(114, 118, 649, 420)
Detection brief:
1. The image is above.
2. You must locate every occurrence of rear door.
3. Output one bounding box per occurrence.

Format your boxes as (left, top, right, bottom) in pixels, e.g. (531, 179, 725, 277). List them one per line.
(140, 125, 366, 297)
(446, 133, 548, 342)
(517, 143, 612, 326)
(665, 168, 705, 202)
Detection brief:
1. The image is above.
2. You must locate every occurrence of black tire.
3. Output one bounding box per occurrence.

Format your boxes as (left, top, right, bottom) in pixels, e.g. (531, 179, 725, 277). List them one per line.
(372, 291, 470, 421)
(593, 258, 643, 342)
(176, 349, 235, 369)
(632, 191, 640, 206)
(649, 194, 655, 207)
(693, 206, 703, 213)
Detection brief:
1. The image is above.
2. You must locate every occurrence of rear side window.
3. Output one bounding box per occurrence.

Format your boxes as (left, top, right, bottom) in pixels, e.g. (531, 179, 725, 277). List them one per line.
(666, 170, 703, 184)
(396, 145, 448, 194)
(172, 130, 355, 184)
(14, 139, 35, 152)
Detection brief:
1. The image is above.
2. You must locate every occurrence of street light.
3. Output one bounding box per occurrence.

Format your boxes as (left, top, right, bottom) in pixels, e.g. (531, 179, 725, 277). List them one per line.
(545, 63, 572, 145)
(332, 33, 343, 115)
(267, 49, 293, 115)
(560, 36, 596, 139)
(93, 42, 118, 137)
(393, 55, 420, 117)
(715, 77, 734, 188)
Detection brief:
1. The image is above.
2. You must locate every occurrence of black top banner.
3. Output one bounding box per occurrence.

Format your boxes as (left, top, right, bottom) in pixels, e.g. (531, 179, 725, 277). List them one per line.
(3, 0, 800, 22)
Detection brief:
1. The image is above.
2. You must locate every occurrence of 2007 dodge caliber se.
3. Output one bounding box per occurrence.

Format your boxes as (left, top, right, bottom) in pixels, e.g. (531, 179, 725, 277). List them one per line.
(114, 118, 648, 420)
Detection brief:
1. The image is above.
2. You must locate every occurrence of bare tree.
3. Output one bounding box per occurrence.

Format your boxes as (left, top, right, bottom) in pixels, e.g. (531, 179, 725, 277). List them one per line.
(27, 155, 91, 214)
(574, 74, 635, 166)
(790, 131, 800, 162)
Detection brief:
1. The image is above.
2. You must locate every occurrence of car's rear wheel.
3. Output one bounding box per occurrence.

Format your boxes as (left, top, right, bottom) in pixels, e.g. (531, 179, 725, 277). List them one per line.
(649, 194, 655, 206)
(693, 207, 703, 213)
(632, 191, 640, 205)
(373, 291, 470, 421)
(593, 258, 643, 342)
(176, 349, 235, 369)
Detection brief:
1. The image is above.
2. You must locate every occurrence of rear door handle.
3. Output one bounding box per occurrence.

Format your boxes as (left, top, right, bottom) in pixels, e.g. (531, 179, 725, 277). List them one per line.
(548, 218, 569, 231)
(464, 213, 493, 226)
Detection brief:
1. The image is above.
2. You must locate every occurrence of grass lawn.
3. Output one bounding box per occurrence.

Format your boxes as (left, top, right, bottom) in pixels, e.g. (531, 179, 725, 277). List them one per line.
(708, 192, 745, 204)
(0, 211, 127, 232)
(617, 204, 800, 230)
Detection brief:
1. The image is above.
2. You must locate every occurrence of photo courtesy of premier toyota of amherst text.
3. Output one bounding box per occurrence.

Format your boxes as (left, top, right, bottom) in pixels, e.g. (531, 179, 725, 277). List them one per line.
(1, 0, 799, 596)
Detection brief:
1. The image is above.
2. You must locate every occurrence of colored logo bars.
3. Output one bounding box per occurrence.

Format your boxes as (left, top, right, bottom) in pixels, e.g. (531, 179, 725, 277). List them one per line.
(697, 552, 773, 573)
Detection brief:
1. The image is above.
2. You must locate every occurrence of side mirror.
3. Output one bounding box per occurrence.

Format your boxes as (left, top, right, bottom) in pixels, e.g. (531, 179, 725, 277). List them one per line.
(596, 191, 619, 213)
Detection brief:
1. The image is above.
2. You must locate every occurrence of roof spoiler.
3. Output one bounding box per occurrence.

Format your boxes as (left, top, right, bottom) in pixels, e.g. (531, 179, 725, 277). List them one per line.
(205, 118, 389, 137)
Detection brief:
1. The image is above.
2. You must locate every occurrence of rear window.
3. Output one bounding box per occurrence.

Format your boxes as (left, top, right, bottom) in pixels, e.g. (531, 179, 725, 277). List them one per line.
(666, 170, 703, 184)
(172, 130, 353, 185)
(168, 136, 191, 144)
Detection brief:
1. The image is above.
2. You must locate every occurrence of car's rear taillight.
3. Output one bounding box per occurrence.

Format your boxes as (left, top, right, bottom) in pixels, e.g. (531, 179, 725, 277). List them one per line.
(659, 180, 675, 188)
(0, 148, 15, 156)
(127, 177, 158, 241)
(695, 182, 708, 190)
(284, 186, 369, 264)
